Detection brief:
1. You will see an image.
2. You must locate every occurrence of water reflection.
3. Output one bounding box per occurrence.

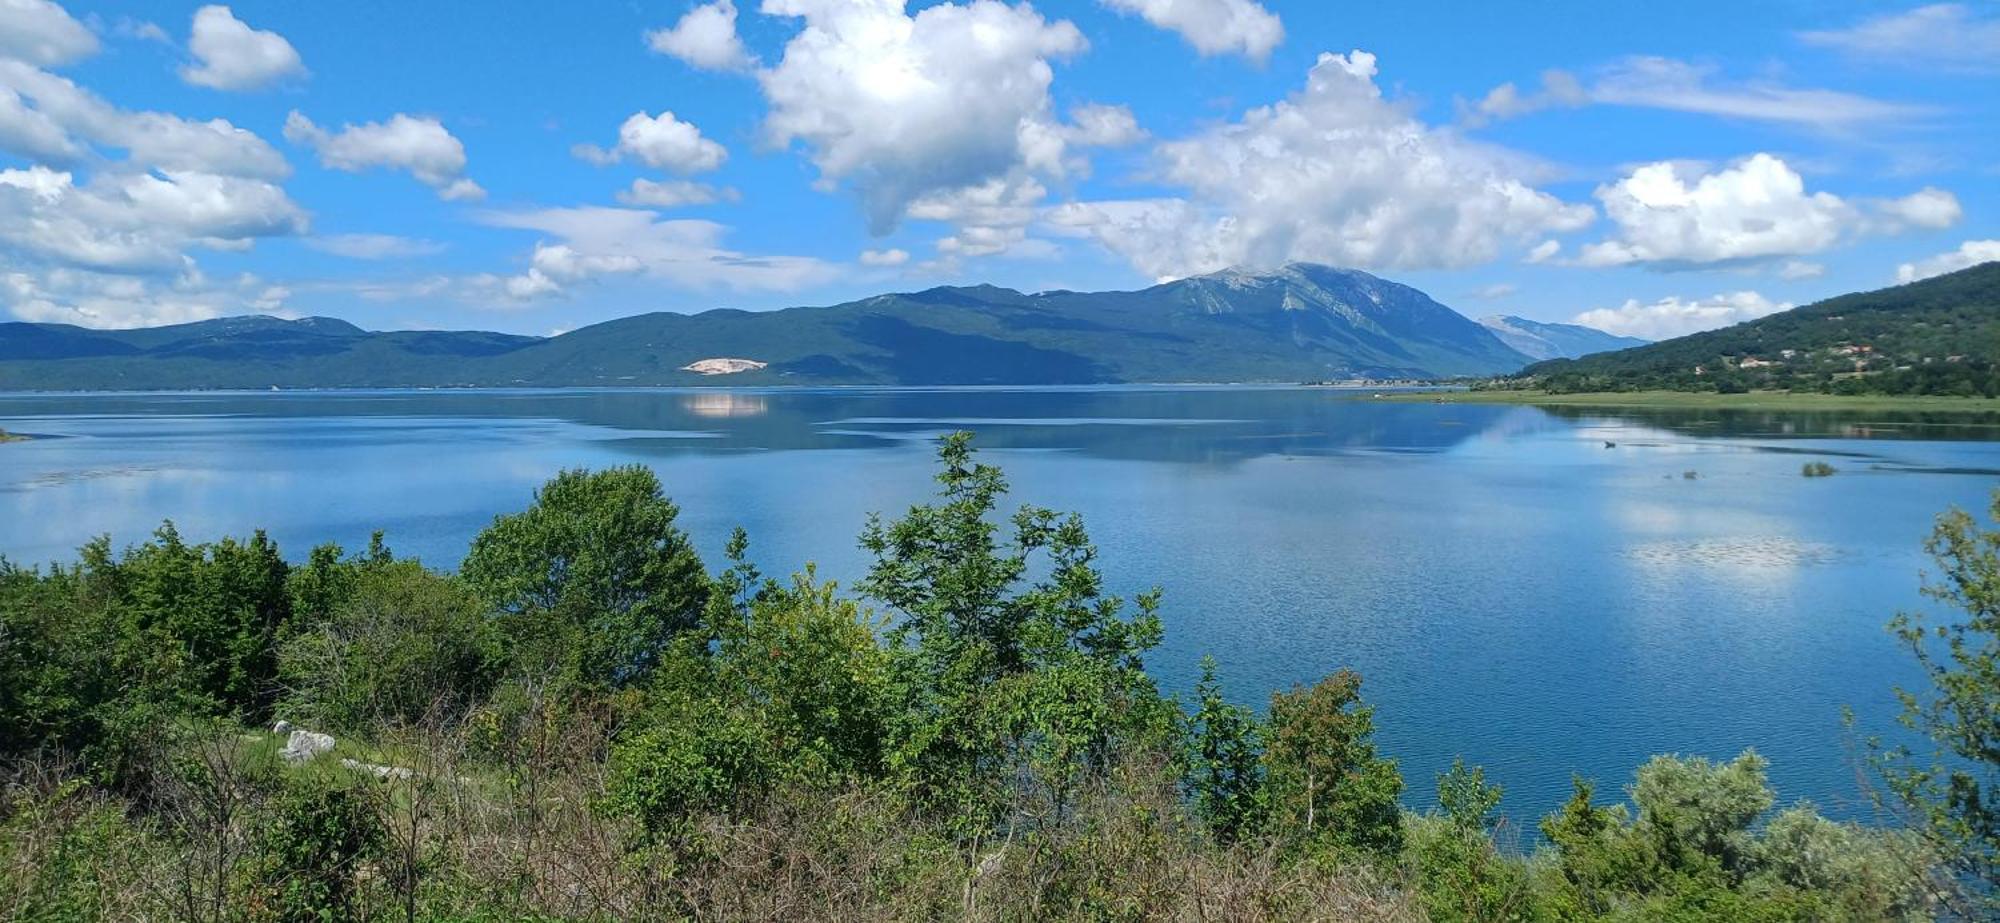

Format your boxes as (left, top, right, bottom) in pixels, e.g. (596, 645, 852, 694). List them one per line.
(680, 392, 769, 419)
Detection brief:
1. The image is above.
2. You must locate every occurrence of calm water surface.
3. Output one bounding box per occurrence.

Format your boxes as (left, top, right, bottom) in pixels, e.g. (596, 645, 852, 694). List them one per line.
(5, 386, 1998, 825)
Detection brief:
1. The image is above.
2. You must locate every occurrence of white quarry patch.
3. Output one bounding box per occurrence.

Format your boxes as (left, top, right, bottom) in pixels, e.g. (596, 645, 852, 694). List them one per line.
(680, 357, 769, 375)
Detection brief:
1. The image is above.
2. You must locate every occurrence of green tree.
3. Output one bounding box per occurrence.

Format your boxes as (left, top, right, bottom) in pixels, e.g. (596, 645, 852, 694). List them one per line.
(279, 558, 502, 732)
(858, 432, 1167, 823)
(1866, 492, 2000, 913)
(462, 466, 709, 688)
(1263, 669, 1404, 855)
(1183, 657, 1265, 843)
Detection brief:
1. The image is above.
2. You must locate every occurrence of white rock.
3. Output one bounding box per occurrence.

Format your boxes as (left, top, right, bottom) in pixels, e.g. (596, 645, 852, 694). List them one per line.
(340, 757, 414, 781)
(272, 719, 293, 735)
(679, 357, 768, 375)
(280, 729, 335, 764)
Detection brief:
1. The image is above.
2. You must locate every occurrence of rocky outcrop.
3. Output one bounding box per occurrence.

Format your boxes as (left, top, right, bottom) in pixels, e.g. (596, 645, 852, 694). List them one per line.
(680, 357, 768, 375)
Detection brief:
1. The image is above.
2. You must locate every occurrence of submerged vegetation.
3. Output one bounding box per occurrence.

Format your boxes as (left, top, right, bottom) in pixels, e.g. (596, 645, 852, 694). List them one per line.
(1802, 462, 1838, 478)
(1, 432, 1994, 920)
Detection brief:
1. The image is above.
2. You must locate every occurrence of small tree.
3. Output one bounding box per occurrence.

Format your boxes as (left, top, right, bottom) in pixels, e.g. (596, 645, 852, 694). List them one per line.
(1183, 657, 1265, 843)
(462, 466, 708, 688)
(1866, 492, 2000, 913)
(858, 432, 1166, 823)
(1263, 669, 1403, 855)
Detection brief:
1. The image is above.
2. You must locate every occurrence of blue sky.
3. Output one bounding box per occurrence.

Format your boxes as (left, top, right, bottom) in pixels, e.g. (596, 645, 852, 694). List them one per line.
(0, 0, 1994, 338)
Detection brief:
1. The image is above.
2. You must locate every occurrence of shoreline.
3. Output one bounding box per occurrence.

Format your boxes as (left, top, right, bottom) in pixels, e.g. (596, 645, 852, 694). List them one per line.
(1382, 389, 2000, 413)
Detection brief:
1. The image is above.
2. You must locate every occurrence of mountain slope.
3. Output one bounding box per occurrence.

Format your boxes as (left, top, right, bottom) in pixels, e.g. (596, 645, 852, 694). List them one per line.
(1514, 262, 2000, 396)
(1478, 315, 1648, 361)
(0, 264, 1536, 389)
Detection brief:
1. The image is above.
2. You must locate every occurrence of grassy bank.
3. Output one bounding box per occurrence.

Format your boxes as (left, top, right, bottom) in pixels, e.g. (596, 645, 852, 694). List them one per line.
(0, 428, 27, 443)
(1384, 389, 2000, 413)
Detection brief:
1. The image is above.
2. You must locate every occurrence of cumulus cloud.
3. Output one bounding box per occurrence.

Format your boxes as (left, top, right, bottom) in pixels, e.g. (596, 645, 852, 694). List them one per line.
(646, 0, 755, 72)
(617, 178, 738, 207)
(475, 205, 835, 301)
(1050, 51, 1594, 280)
(1576, 154, 1958, 269)
(574, 110, 726, 174)
(1801, 4, 2000, 74)
(181, 5, 307, 91)
(860, 247, 909, 266)
(1064, 103, 1146, 147)
(909, 175, 1049, 259)
(0, 165, 306, 272)
(1896, 240, 2000, 284)
(3, 254, 309, 329)
(758, 0, 1086, 234)
(285, 110, 483, 200)
(0, 0, 97, 67)
(1872, 186, 1961, 231)
(0, 60, 291, 177)
(1099, 0, 1283, 61)
(1572, 291, 1793, 340)
(307, 233, 446, 260)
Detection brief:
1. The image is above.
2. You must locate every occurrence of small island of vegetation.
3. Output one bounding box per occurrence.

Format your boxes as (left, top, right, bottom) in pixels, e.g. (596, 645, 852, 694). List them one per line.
(2, 433, 1994, 920)
(0, 428, 26, 443)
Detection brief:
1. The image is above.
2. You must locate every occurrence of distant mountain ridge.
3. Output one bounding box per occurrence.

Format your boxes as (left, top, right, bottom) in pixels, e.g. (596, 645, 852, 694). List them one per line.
(1514, 262, 2000, 396)
(0, 264, 1618, 390)
(1477, 315, 1649, 361)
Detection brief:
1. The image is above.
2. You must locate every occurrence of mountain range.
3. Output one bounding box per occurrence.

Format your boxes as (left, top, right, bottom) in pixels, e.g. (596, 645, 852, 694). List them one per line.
(1476, 315, 1648, 362)
(0, 264, 1637, 390)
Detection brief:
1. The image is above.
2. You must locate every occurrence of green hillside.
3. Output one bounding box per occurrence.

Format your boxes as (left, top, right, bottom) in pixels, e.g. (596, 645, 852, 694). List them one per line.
(1511, 262, 2000, 396)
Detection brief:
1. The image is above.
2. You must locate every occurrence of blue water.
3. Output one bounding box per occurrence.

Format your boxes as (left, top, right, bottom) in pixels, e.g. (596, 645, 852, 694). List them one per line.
(4, 386, 1998, 827)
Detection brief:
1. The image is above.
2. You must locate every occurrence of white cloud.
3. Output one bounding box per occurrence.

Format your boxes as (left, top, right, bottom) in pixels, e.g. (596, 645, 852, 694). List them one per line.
(909, 175, 1047, 258)
(181, 5, 306, 91)
(1577, 154, 1955, 269)
(618, 178, 738, 207)
(476, 205, 836, 300)
(1462, 58, 1929, 131)
(1589, 57, 1929, 129)
(1525, 239, 1561, 264)
(1801, 4, 2000, 74)
(1050, 51, 1594, 279)
(1468, 282, 1516, 300)
(1896, 240, 2000, 284)
(0, 165, 306, 272)
(307, 233, 446, 260)
(1572, 291, 1792, 340)
(758, 0, 1086, 234)
(1777, 260, 1825, 280)
(1064, 103, 1146, 147)
(1099, 0, 1283, 61)
(574, 110, 726, 174)
(2, 261, 299, 329)
(860, 247, 909, 266)
(1457, 70, 1585, 127)
(0, 60, 291, 178)
(284, 110, 482, 200)
(1872, 186, 1961, 231)
(646, 0, 755, 72)
(0, 0, 97, 67)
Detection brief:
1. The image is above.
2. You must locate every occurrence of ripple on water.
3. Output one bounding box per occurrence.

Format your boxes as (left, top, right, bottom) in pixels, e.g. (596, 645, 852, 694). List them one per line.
(1623, 537, 1845, 570)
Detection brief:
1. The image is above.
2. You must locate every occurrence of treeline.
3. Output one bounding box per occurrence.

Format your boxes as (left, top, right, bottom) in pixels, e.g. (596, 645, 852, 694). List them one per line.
(1496, 261, 2000, 397)
(1, 434, 1995, 921)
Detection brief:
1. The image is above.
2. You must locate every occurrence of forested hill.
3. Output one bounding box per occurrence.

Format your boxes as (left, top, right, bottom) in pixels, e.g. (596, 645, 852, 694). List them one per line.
(1512, 262, 2000, 396)
(0, 264, 1544, 389)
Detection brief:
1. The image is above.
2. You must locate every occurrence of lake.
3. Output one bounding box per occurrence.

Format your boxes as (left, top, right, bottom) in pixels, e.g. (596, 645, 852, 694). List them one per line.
(4, 386, 1998, 827)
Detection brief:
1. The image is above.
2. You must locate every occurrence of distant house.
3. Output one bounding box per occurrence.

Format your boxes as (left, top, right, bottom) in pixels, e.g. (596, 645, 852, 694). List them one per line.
(1738, 357, 1779, 369)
